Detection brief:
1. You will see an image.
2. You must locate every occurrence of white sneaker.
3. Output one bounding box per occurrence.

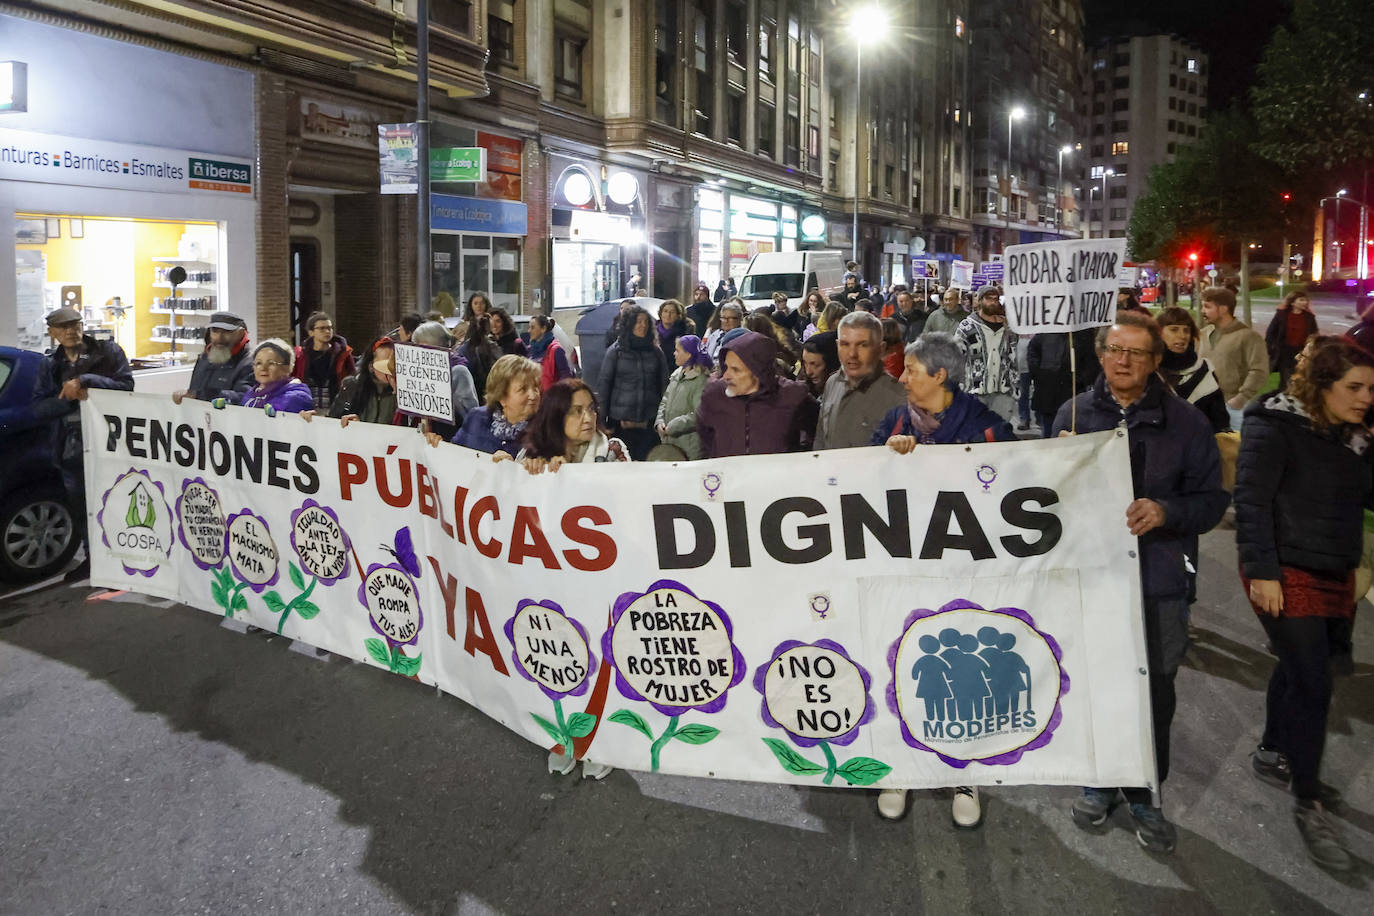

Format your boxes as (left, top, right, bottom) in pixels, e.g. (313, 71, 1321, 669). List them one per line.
(547, 750, 576, 776)
(952, 786, 982, 829)
(582, 761, 614, 780)
(877, 788, 909, 820)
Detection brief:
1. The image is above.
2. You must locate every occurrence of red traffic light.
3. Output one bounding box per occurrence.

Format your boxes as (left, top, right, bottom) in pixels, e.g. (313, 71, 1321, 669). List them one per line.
(1281, 192, 1292, 202)
(1188, 252, 1199, 262)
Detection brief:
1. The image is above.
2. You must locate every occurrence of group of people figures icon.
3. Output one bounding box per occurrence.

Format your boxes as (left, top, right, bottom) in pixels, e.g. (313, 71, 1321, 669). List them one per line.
(911, 626, 1032, 723)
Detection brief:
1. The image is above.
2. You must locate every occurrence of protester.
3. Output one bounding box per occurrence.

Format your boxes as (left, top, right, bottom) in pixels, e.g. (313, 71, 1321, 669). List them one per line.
(815, 312, 906, 450)
(874, 331, 1014, 828)
(1265, 291, 1320, 390)
(687, 284, 716, 335)
(518, 379, 629, 474)
(1117, 289, 1149, 314)
(800, 332, 840, 399)
(488, 308, 529, 357)
(814, 300, 849, 337)
(831, 272, 866, 308)
(293, 312, 355, 411)
(881, 318, 906, 378)
(239, 339, 314, 413)
(922, 288, 968, 337)
(1198, 287, 1269, 430)
(31, 307, 135, 581)
(705, 300, 745, 365)
(604, 298, 641, 349)
(653, 335, 712, 461)
(1234, 336, 1374, 872)
(173, 311, 253, 404)
(1156, 307, 1230, 433)
(598, 308, 667, 460)
(453, 292, 493, 342)
(744, 312, 800, 377)
(450, 354, 541, 457)
(797, 289, 828, 339)
(459, 313, 503, 402)
(1015, 334, 1033, 431)
(656, 299, 691, 378)
(955, 286, 1020, 424)
(400, 321, 478, 438)
(1056, 312, 1228, 855)
(528, 314, 575, 390)
(890, 290, 927, 343)
(697, 330, 818, 457)
(1027, 330, 1097, 438)
(326, 337, 398, 427)
(391, 312, 424, 343)
(713, 278, 729, 303)
(768, 290, 804, 339)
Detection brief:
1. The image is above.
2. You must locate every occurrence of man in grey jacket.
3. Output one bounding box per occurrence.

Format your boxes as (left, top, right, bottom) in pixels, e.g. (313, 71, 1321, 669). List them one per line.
(815, 311, 906, 449)
(921, 288, 969, 337)
(173, 311, 254, 404)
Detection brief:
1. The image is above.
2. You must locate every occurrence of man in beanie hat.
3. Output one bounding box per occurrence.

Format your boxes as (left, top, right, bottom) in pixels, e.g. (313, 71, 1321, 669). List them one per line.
(174, 311, 254, 404)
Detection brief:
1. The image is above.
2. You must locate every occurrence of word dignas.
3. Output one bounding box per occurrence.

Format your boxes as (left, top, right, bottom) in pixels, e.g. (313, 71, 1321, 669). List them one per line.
(652, 488, 1062, 569)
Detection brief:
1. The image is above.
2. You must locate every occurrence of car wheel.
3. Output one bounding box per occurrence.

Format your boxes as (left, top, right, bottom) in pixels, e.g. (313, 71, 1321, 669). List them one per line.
(0, 488, 80, 583)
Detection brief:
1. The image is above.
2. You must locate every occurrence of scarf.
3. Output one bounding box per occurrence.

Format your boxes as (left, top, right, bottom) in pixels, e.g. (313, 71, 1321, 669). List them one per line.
(1263, 391, 1370, 456)
(490, 406, 528, 445)
(906, 403, 942, 439)
(528, 331, 554, 361)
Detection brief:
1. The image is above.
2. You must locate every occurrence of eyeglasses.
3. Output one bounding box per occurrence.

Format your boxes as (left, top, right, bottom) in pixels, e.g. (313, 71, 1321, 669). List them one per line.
(720, 316, 742, 325)
(253, 359, 286, 369)
(1102, 344, 1154, 362)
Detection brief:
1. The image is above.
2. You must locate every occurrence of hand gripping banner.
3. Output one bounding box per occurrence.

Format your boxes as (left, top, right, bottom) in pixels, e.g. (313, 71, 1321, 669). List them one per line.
(83, 392, 1156, 792)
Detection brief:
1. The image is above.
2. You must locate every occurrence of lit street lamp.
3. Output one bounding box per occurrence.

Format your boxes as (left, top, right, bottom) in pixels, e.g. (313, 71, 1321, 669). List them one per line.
(1005, 105, 1025, 244)
(848, 6, 889, 267)
(1056, 145, 1073, 233)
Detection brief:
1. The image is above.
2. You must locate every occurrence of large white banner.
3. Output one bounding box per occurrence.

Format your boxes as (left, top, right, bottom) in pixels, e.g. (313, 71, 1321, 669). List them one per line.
(1003, 237, 1128, 334)
(82, 392, 1155, 791)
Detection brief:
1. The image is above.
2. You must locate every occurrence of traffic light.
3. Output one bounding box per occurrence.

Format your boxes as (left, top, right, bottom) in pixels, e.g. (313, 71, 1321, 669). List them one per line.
(1188, 252, 1199, 262)
(1281, 191, 1292, 202)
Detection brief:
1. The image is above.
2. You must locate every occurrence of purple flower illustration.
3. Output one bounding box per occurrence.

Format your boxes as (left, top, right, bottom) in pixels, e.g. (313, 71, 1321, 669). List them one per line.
(504, 599, 598, 701)
(751, 640, 891, 786)
(885, 599, 1070, 769)
(224, 508, 279, 593)
(96, 469, 171, 578)
(358, 562, 423, 646)
(289, 499, 352, 585)
(175, 477, 226, 572)
(358, 562, 424, 678)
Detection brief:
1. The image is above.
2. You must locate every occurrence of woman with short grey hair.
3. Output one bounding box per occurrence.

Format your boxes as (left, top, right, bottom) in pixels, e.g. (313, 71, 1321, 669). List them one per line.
(408, 320, 479, 435)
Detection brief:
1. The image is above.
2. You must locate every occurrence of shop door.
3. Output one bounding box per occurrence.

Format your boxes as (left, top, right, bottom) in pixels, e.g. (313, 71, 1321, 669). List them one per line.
(289, 241, 321, 344)
(594, 259, 618, 303)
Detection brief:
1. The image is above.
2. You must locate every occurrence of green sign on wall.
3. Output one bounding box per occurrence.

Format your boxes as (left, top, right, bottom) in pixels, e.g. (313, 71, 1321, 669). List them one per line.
(430, 147, 487, 182)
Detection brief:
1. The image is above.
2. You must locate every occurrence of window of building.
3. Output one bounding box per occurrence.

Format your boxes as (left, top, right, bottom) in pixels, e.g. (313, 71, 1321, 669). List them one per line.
(1113, 52, 1129, 67)
(1168, 97, 1177, 110)
(785, 113, 801, 166)
(1111, 140, 1129, 155)
(828, 151, 839, 188)
(884, 165, 895, 199)
(726, 91, 744, 145)
(1090, 165, 1105, 178)
(1167, 142, 1177, 154)
(1169, 74, 1177, 88)
(1093, 58, 1106, 71)
(724, 1, 746, 64)
(1187, 102, 1197, 116)
(1093, 101, 1105, 115)
(1186, 124, 1196, 137)
(1111, 98, 1128, 111)
(1092, 122, 1105, 136)
(758, 102, 775, 157)
(1094, 80, 1105, 94)
(1110, 208, 1126, 220)
(1090, 208, 1102, 222)
(1167, 119, 1176, 132)
(1112, 119, 1128, 132)
(1186, 58, 1197, 73)
(808, 124, 820, 164)
(758, 0, 776, 81)
(693, 0, 714, 133)
(1110, 185, 1127, 198)
(1170, 49, 1178, 65)
(654, 0, 677, 125)
(952, 186, 961, 211)
(1109, 229, 1126, 238)
(1188, 81, 1197, 95)
(1112, 163, 1127, 176)
(787, 16, 800, 74)
(1091, 143, 1104, 157)
(488, 1, 515, 66)
(1112, 76, 1129, 90)
(555, 34, 586, 101)
(1199, 106, 1208, 119)
(431, 0, 473, 33)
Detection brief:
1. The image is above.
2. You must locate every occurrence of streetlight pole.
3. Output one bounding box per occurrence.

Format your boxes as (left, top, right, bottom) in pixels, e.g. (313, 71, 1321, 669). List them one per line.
(1056, 145, 1072, 234)
(416, 0, 432, 315)
(847, 7, 889, 268)
(1005, 106, 1025, 247)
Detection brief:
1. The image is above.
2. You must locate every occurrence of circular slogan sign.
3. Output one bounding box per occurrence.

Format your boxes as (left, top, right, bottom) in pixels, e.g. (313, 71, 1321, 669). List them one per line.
(362, 565, 422, 645)
(290, 502, 349, 582)
(176, 479, 226, 569)
(226, 511, 278, 588)
(762, 645, 868, 743)
(609, 583, 737, 712)
(889, 601, 1067, 766)
(509, 602, 591, 697)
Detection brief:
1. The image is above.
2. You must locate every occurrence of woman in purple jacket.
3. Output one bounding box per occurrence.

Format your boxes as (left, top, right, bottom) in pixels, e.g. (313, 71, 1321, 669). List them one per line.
(234, 339, 314, 413)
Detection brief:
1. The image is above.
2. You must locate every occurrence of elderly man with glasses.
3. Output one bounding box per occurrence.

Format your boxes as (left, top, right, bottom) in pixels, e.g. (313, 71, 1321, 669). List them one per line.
(1053, 311, 1228, 857)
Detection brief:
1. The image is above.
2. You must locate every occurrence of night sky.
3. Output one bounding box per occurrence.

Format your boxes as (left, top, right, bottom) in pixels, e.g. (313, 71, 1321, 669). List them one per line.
(1083, 0, 1295, 111)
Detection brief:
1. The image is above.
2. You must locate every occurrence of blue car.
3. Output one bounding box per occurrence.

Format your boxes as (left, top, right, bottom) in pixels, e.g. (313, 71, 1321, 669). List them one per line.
(0, 346, 79, 582)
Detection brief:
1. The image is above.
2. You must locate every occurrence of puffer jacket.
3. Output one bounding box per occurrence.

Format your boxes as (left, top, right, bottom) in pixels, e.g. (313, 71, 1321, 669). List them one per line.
(598, 335, 667, 425)
(655, 366, 709, 460)
(955, 313, 1020, 399)
(187, 337, 254, 402)
(872, 387, 1016, 445)
(697, 330, 818, 457)
(1235, 392, 1374, 581)
(1053, 374, 1229, 599)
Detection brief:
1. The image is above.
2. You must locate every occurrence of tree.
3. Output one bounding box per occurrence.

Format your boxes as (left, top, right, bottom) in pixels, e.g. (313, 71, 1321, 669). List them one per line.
(1251, 0, 1374, 172)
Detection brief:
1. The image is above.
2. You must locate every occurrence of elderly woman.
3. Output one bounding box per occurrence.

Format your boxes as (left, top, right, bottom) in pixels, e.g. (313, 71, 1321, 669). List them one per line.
(870, 331, 1014, 830)
(654, 334, 712, 460)
(235, 339, 314, 413)
(704, 299, 745, 365)
(449, 354, 541, 457)
(1266, 290, 1320, 389)
(599, 308, 667, 460)
(517, 380, 629, 473)
(1235, 336, 1374, 872)
(873, 332, 1017, 448)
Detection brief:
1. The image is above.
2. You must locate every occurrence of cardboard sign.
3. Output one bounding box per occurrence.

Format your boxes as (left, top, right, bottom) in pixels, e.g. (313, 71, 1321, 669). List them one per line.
(1002, 238, 1128, 333)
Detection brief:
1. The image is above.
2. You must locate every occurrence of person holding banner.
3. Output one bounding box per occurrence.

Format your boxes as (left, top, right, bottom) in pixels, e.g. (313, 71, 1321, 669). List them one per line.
(955, 287, 1021, 425)
(815, 312, 905, 450)
(1054, 312, 1228, 855)
(172, 311, 254, 405)
(517, 379, 629, 473)
(450, 355, 541, 457)
(1234, 336, 1374, 873)
(237, 340, 314, 414)
(697, 330, 818, 457)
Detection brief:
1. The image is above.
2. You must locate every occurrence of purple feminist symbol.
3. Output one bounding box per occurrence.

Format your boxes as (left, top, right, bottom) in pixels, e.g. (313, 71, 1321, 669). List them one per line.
(977, 464, 997, 491)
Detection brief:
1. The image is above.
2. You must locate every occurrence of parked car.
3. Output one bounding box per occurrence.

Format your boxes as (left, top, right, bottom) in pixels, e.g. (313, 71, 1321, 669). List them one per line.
(0, 346, 79, 582)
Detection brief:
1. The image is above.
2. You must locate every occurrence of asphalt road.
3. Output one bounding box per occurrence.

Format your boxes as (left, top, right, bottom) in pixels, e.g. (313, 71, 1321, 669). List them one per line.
(1, 514, 1371, 916)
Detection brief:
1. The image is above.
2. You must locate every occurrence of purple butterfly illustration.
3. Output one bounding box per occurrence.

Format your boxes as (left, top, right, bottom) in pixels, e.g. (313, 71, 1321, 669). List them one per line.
(381, 526, 422, 578)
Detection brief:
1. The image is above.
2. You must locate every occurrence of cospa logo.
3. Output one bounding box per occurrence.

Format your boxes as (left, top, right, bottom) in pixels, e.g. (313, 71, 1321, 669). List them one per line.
(188, 157, 252, 193)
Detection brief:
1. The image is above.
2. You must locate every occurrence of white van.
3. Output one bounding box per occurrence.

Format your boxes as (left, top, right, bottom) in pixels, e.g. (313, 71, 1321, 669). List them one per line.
(738, 250, 847, 312)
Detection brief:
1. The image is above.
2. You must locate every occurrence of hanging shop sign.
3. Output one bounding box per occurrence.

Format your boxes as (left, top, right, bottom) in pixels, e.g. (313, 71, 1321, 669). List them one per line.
(0, 127, 252, 194)
(378, 122, 418, 194)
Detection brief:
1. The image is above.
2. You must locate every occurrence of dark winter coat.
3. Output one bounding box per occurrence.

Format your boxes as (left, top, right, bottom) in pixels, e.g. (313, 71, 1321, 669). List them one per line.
(1027, 330, 1097, 415)
(697, 330, 819, 457)
(495, 330, 529, 357)
(686, 299, 715, 336)
(1264, 308, 1318, 375)
(186, 338, 254, 402)
(872, 388, 1016, 446)
(598, 335, 667, 426)
(891, 307, 926, 343)
(1053, 374, 1229, 599)
(1235, 393, 1374, 581)
(292, 336, 356, 390)
(451, 405, 526, 455)
(32, 335, 135, 417)
(656, 318, 691, 379)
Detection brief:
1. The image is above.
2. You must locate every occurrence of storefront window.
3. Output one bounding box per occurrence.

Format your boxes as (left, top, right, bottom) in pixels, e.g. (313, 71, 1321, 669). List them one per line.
(552, 241, 620, 307)
(15, 212, 221, 364)
(432, 233, 523, 314)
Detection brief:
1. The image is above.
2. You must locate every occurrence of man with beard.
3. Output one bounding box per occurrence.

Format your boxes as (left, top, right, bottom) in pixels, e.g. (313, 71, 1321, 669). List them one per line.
(173, 311, 254, 404)
(954, 286, 1020, 424)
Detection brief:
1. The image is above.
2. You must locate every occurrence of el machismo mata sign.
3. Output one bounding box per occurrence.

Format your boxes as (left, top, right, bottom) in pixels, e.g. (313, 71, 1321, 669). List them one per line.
(82, 391, 1157, 791)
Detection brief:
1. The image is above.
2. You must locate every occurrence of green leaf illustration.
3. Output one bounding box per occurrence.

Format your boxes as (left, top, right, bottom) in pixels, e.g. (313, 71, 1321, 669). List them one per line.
(288, 562, 305, 591)
(608, 709, 654, 740)
(210, 578, 228, 610)
(364, 638, 391, 667)
(566, 712, 598, 738)
(262, 590, 287, 614)
(835, 756, 894, 787)
(530, 712, 565, 746)
(672, 723, 720, 745)
(293, 599, 321, 620)
(230, 592, 248, 614)
(761, 738, 826, 776)
(214, 566, 232, 591)
(394, 651, 422, 677)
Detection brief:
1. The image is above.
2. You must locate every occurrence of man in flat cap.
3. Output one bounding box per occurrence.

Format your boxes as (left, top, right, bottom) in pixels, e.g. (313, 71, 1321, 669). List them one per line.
(32, 307, 134, 581)
(173, 311, 254, 404)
